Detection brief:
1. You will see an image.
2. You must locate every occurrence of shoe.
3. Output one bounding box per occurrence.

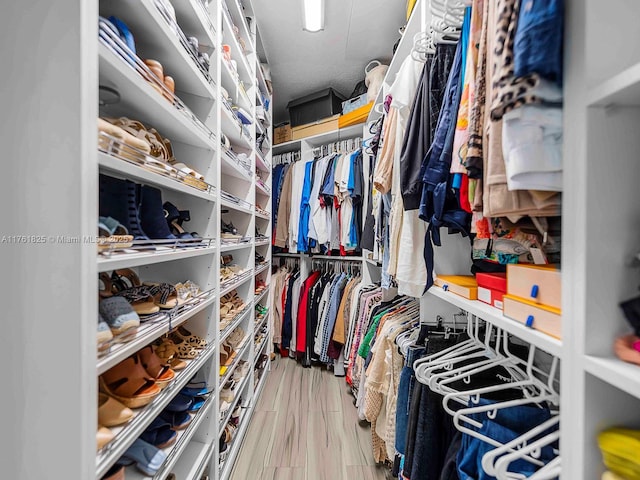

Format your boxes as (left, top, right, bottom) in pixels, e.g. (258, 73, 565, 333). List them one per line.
(99, 297, 141, 335)
(99, 174, 149, 241)
(98, 216, 133, 251)
(101, 464, 125, 480)
(165, 334, 201, 359)
(118, 438, 167, 476)
(97, 314, 114, 349)
(143, 282, 179, 309)
(140, 185, 177, 240)
(159, 410, 192, 430)
(138, 346, 175, 389)
(140, 417, 177, 449)
(97, 425, 114, 451)
(153, 338, 188, 369)
(112, 287, 160, 317)
(98, 393, 134, 427)
(99, 355, 161, 409)
(163, 202, 201, 241)
(172, 326, 207, 349)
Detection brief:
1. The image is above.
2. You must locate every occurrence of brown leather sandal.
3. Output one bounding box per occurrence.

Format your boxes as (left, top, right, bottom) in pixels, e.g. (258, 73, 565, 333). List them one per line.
(138, 346, 175, 389)
(99, 355, 161, 409)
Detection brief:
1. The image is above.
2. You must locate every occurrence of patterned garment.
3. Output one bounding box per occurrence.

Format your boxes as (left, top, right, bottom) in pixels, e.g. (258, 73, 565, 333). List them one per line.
(489, 0, 542, 121)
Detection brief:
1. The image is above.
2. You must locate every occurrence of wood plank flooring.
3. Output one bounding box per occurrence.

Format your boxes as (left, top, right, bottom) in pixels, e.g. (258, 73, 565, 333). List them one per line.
(230, 357, 390, 480)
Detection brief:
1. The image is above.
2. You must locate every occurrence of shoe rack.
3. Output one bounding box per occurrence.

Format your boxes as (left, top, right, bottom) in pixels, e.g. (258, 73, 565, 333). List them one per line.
(1, 1, 269, 480)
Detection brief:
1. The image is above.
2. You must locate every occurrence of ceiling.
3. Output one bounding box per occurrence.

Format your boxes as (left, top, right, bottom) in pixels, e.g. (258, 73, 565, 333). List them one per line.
(250, 0, 407, 125)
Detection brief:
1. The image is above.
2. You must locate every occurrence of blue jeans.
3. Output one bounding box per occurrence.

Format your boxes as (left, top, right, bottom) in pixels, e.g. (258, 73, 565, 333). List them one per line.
(395, 345, 427, 456)
(514, 0, 563, 85)
(457, 398, 557, 480)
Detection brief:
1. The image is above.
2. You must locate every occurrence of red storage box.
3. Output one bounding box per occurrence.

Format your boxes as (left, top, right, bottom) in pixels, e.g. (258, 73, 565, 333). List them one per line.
(476, 272, 507, 310)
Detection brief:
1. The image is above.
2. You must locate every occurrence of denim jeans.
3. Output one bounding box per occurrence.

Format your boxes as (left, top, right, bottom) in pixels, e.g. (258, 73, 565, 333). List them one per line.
(457, 398, 556, 480)
(381, 192, 393, 289)
(514, 0, 563, 85)
(395, 345, 427, 456)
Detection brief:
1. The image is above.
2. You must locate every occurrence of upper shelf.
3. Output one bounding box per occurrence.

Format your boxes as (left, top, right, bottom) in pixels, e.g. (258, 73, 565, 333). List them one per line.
(221, 57, 253, 113)
(221, 7, 254, 86)
(367, 2, 426, 123)
(222, 0, 255, 62)
(588, 62, 640, 107)
(100, 0, 215, 101)
(98, 43, 217, 151)
(427, 286, 563, 357)
(255, 149, 271, 172)
(172, 0, 216, 55)
(220, 103, 253, 150)
(584, 355, 640, 400)
(273, 124, 364, 153)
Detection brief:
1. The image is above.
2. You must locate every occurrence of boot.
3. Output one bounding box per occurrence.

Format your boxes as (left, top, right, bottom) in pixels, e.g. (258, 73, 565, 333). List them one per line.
(99, 174, 148, 240)
(139, 185, 176, 240)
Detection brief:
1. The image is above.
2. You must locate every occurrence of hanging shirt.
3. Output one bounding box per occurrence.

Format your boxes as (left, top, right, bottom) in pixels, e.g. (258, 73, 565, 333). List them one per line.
(288, 161, 307, 251)
(297, 160, 314, 252)
(309, 155, 333, 248)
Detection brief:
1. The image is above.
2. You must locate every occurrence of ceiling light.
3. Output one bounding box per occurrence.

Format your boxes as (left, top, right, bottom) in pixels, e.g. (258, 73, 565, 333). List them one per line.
(303, 0, 325, 32)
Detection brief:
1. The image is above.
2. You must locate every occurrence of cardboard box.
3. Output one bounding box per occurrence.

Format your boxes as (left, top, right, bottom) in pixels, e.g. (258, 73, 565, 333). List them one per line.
(434, 275, 478, 300)
(291, 115, 340, 140)
(507, 264, 561, 309)
(339, 102, 373, 129)
(503, 294, 562, 339)
(476, 272, 507, 310)
(273, 123, 292, 145)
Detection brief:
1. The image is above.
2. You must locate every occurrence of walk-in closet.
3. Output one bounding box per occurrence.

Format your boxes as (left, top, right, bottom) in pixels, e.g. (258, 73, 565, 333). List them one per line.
(3, 0, 640, 479)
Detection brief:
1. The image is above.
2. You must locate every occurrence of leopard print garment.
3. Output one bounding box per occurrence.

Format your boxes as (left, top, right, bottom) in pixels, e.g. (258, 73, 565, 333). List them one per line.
(489, 0, 541, 121)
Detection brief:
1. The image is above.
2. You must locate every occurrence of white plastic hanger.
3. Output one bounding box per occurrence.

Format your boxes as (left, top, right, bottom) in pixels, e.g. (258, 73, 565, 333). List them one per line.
(481, 415, 560, 476)
(524, 456, 561, 480)
(492, 430, 561, 479)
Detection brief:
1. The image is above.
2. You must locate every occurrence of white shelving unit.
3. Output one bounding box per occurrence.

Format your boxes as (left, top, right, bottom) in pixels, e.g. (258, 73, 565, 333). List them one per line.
(1, 1, 271, 479)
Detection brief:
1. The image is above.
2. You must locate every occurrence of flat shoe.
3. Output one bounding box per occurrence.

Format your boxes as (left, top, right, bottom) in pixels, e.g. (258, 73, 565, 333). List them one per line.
(140, 418, 177, 449)
(159, 410, 192, 430)
(165, 393, 193, 413)
(120, 438, 167, 476)
(98, 393, 133, 427)
(97, 425, 114, 451)
(173, 326, 207, 349)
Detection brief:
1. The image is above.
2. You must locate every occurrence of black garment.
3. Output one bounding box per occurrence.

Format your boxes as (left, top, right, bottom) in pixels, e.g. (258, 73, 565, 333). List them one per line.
(440, 432, 462, 480)
(361, 152, 376, 251)
(400, 59, 433, 211)
(428, 44, 457, 140)
(281, 272, 299, 350)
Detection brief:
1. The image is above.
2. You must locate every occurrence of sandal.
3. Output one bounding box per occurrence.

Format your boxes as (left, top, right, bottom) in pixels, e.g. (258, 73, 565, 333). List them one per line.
(98, 216, 133, 251)
(138, 346, 175, 389)
(140, 418, 177, 449)
(114, 286, 160, 316)
(111, 268, 141, 290)
(172, 163, 208, 190)
(99, 355, 161, 409)
(153, 338, 188, 368)
(99, 272, 115, 298)
(143, 282, 178, 309)
(163, 202, 202, 242)
(158, 410, 192, 430)
(167, 334, 201, 359)
(173, 326, 207, 349)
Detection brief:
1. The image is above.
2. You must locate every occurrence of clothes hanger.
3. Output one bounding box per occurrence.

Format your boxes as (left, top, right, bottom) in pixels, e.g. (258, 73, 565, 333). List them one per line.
(481, 415, 560, 477)
(492, 430, 560, 479)
(522, 456, 561, 480)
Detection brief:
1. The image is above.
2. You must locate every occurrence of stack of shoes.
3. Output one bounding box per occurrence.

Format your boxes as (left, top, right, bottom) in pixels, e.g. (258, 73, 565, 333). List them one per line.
(255, 252, 266, 267)
(220, 326, 245, 368)
(255, 279, 267, 295)
(219, 405, 241, 463)
(221, 216, 242, 243)
(154, 325, 208, 366)
(97, 293, 141, 351)
(219, 290, 247, 330)
(174, 280, 203, 305)
(220, 256, 246, 285)
(255, 226, 268, 242)
(255, 304, 268, 321)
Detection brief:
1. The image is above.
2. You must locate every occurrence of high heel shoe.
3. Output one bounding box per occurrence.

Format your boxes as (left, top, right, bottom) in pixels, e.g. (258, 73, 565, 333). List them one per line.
(139, 185, 177, 240)
(163, 202, 201, 241)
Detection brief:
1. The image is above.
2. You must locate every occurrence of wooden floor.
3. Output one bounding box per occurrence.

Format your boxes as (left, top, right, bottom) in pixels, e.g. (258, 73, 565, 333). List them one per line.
(230, 356, 391, 480)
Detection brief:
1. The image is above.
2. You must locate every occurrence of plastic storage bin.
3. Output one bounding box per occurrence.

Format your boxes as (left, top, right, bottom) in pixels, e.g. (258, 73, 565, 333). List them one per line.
(287, 88, 346, 127)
